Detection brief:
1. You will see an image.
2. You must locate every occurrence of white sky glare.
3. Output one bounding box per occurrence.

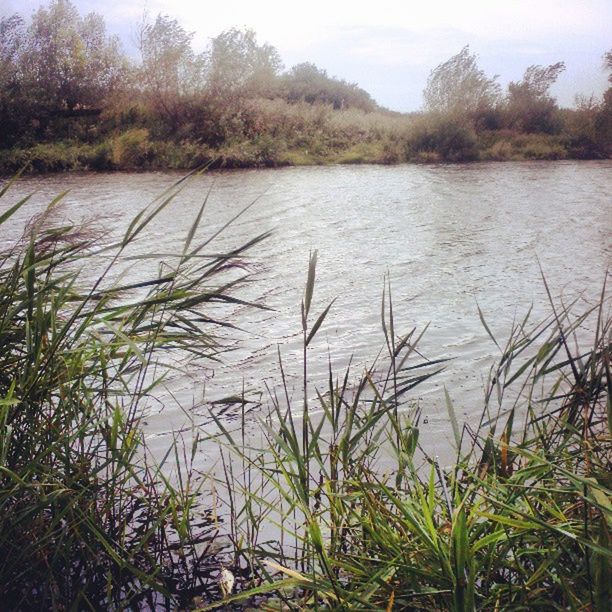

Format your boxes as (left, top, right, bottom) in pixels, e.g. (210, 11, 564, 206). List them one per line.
(3, 0, 611, 111)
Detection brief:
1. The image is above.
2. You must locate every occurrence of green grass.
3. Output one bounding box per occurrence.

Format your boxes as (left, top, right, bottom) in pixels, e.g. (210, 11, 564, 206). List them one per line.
(210, 258, 611, 610)
(0, 172, 269, 608)
(1, 174, 610, 609)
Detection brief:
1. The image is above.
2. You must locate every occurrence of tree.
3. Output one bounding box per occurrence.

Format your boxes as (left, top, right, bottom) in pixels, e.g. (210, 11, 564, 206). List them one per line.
(506, 62, 565, 133)
(594, 49, 612, 155)
(423, 46, 501, 117)
(0, 15, 23, 88)
(20, 0, 126, 113)
(601, 49, 612, 108)
(281, 62, 377, 111)
(138, 14, 207, 126)
(603, 49, 612, 82)
(206, 28, 282, 97)
(0, 15, 28, 146)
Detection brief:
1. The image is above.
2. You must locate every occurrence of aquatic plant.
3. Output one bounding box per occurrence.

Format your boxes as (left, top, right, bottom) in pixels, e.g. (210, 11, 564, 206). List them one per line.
(0, 172, 269, 608)
(212, 261, 611, 610)
(0, 172, 609, 610)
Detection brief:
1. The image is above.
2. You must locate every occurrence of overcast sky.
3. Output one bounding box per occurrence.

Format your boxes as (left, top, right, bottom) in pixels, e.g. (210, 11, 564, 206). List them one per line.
(3, 0, 611, 111)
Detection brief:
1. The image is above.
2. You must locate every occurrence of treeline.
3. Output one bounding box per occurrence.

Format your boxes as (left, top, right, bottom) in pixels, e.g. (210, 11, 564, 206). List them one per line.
(414, 46, 612, 162)
(0, 0, 610, 172)
(0, 1, 375, 147)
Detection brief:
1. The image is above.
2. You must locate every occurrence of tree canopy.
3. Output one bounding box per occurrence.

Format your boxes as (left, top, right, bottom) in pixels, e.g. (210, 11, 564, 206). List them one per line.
(603, 49, 612, 83)
(138, 14, 206, 125)
(506, 62, 565, 133)
(207, 28, 283, 97)
(282, 63, 377, 111)
(21, 0, 126, 112)
(423, 46, 501, 116)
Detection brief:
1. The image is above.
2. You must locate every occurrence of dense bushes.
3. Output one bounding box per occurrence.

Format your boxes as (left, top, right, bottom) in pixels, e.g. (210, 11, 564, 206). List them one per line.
(407, 115, 479, 162)
(0, 1, 610, 172)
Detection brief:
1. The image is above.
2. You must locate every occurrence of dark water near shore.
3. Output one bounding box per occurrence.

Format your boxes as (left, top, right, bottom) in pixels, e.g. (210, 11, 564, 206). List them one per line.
(2, 161, 610, 464)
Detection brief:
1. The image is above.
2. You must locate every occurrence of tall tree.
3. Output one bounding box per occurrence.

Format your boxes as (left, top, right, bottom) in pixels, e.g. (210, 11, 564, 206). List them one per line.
(21, 0, 126, 113)
(0, 15, 23, 88)
(138, 13, 207, 126)
(0, 15, 28, 146)
(206, 28, 282, 98)
(595, 49, 612, 155)
(506, 62, 565, 133)
(423, 46, 501, 116)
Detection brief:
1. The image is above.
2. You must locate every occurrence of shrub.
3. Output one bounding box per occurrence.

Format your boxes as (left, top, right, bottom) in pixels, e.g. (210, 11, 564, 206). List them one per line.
(407, 115, 480, 162)
(109, 128, 153, 168)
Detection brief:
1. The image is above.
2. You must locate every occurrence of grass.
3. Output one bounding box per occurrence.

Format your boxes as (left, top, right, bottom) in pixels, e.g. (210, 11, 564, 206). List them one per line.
(0, 171, 270, 608)
(210, 258, 611, 610)
(2, 97, 608, 175)
(0, 174, 610, 609)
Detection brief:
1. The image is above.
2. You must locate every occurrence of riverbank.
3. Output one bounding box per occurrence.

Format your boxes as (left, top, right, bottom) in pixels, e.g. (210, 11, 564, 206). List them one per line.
(3, 2, 610, 178)
(0, 128, 608, 175)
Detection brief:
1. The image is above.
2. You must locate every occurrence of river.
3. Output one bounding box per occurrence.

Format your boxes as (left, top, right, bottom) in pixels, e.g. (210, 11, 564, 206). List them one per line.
(2, 161, 610, 464)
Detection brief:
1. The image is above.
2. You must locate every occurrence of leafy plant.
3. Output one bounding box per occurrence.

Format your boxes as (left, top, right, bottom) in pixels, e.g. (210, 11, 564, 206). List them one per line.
(212, 261, 611, 610)
(0, 171, 268, 608)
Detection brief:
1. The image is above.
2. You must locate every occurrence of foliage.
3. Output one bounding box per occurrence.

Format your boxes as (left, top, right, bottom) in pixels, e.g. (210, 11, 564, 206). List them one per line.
(21, 0, 126, 112)
(506, 62, 566, 133)
(281, 62, 378, 112)
(207, 28, 283, 98)
(212, 263, 611, 610)
(0, 15, 28, 146)
(0, 1, 609, 167)
(407, 115, 479, 161)
(596, 49, 612, 157)
(605, 49, 612, 82)
(0, 175, 269, 608)
(138, 14, 207, 128)
(423, 46, 501, 117)
(483, 132, 567, 161)
(0, 0, 126, 147)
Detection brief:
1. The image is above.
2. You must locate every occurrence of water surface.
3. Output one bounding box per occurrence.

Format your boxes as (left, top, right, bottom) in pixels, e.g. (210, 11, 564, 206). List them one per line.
(2, 161, 610, 461)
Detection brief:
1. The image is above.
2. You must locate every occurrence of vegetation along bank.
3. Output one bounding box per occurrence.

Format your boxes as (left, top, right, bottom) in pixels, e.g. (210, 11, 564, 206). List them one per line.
(1, 1, 611, 174)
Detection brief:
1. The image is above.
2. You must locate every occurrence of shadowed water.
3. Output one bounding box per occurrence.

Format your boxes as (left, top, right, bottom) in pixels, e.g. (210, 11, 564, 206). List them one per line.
(2, 161, 610, 462)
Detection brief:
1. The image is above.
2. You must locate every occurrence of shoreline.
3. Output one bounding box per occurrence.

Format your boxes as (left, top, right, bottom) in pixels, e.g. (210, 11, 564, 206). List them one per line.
(1, 137, 609, 177)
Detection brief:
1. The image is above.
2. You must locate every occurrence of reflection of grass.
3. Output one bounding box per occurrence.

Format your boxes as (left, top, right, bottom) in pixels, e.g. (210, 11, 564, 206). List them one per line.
(214, 258, 611, 610)
(0, 175, 269, 608)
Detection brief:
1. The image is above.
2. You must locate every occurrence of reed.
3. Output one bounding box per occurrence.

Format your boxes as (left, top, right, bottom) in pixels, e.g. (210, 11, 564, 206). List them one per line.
(211, 260, 611, 610)
(1, 175, 609, 609)
(0, 172, 269, 608)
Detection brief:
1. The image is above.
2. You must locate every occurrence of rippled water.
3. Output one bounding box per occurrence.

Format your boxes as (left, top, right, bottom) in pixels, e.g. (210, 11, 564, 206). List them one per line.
(2, 161, 610, 460)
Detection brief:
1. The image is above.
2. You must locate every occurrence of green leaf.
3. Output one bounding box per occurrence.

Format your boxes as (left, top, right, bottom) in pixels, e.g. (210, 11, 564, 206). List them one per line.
(305, 298, 336, 347)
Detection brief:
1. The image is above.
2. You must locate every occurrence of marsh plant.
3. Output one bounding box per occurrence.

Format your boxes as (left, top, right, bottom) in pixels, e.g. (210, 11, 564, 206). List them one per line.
(212, 258, 611, 610)
(0, 172, 269, 608)
(0, 175, 610, 610)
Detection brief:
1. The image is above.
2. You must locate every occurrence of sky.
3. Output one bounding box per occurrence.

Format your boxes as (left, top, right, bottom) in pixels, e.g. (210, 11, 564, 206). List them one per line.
(2, 0, 611, 111)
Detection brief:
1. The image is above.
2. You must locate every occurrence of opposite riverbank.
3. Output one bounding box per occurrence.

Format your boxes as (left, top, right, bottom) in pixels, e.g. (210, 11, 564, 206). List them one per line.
(1, 115, 610, 176)
(3, 3, 610, 176)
